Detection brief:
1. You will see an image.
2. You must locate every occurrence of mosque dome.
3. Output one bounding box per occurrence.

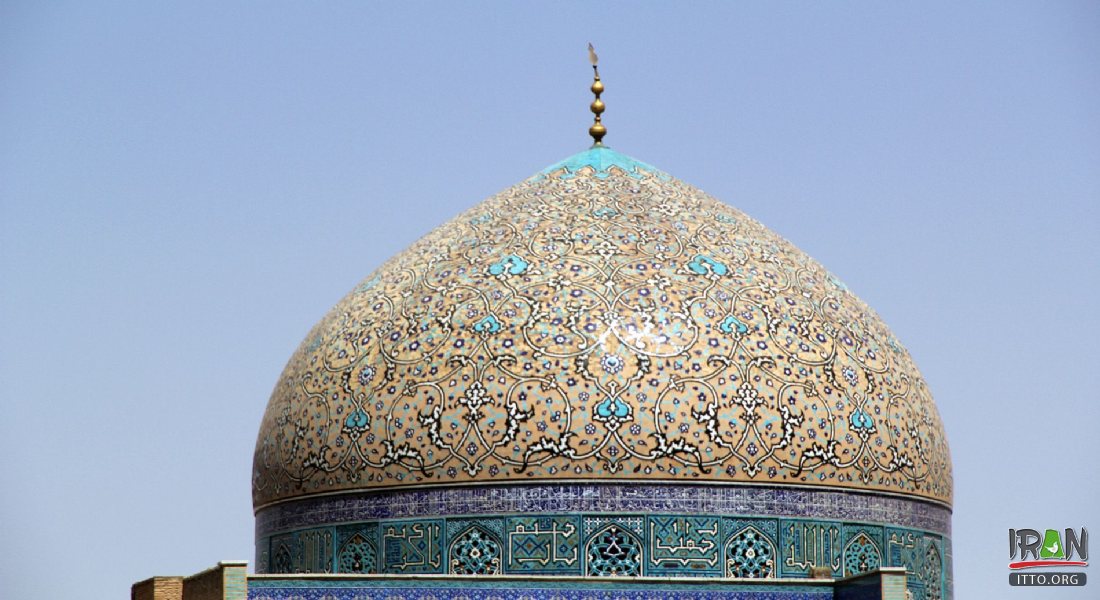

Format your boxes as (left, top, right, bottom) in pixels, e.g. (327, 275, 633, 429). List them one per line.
(252, 145, 953, 586)
(251, 61, 951, 588)
(252, 145, 952, 511)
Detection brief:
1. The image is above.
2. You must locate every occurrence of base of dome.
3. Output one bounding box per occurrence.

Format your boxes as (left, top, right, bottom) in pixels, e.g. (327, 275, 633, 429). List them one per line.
(249, 571, 904, 600)
(255, 484, 950, 595)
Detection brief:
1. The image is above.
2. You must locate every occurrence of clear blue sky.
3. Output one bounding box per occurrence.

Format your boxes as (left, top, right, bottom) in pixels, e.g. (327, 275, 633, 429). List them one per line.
(1, 2, 1097, 599)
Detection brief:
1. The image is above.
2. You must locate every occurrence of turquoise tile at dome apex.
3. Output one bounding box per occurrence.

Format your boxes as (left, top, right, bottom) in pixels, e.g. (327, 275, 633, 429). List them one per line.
(532, 146, 670, 181)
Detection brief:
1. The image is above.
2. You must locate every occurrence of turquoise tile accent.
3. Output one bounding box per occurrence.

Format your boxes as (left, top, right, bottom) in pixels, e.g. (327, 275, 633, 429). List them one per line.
(779, 519, 844, 578)
(532, 146, 669, 180)
(505, 516, 582, 575)
(647, 516, 723, 577)
(381, 520, 443, 574)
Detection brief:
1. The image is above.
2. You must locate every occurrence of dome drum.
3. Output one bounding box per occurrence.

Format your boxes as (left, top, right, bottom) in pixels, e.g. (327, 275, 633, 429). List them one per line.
(256, 483, 949, 587)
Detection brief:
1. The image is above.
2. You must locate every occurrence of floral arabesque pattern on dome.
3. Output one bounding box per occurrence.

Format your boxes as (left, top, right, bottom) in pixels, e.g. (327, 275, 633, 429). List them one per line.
(252, 147, 952, 508)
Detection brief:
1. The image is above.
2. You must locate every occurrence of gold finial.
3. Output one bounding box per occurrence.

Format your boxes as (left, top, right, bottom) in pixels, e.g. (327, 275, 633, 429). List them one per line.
(588, 43, 606, 146)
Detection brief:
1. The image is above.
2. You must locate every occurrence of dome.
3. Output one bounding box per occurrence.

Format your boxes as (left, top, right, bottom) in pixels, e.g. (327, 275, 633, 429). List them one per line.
(252, 146, 952, 511)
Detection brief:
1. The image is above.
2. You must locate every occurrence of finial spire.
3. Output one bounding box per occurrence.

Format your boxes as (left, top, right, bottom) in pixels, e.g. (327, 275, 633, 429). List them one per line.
(587, 43, 606, 146)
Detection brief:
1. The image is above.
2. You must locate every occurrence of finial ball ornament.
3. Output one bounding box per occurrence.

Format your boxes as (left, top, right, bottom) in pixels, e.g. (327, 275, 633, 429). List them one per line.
(588, 122, 607, 143)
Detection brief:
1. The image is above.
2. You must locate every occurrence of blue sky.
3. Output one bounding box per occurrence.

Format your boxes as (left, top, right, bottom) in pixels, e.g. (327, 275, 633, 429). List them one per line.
(1, 2, 1097, 599)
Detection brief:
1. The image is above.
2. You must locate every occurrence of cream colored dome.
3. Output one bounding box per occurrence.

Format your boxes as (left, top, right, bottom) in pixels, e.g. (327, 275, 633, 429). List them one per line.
(252, 146, 952, 510)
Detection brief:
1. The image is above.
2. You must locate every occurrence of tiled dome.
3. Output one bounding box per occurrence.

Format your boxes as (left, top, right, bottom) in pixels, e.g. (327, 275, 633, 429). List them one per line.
(252, 146, 951, 511)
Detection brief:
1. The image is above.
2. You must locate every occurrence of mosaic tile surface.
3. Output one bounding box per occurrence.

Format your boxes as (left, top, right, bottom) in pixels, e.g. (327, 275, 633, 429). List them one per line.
(647, 515, 723, 577)
(505, 515, 582, 575)
(381, 520, 442, 574)
(248, 576, 836, 600)
(255, 510, 950, 590)
(252, 146, 951, 508)
(888, 528, 947, 600)
(255, 477, 950, 540)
